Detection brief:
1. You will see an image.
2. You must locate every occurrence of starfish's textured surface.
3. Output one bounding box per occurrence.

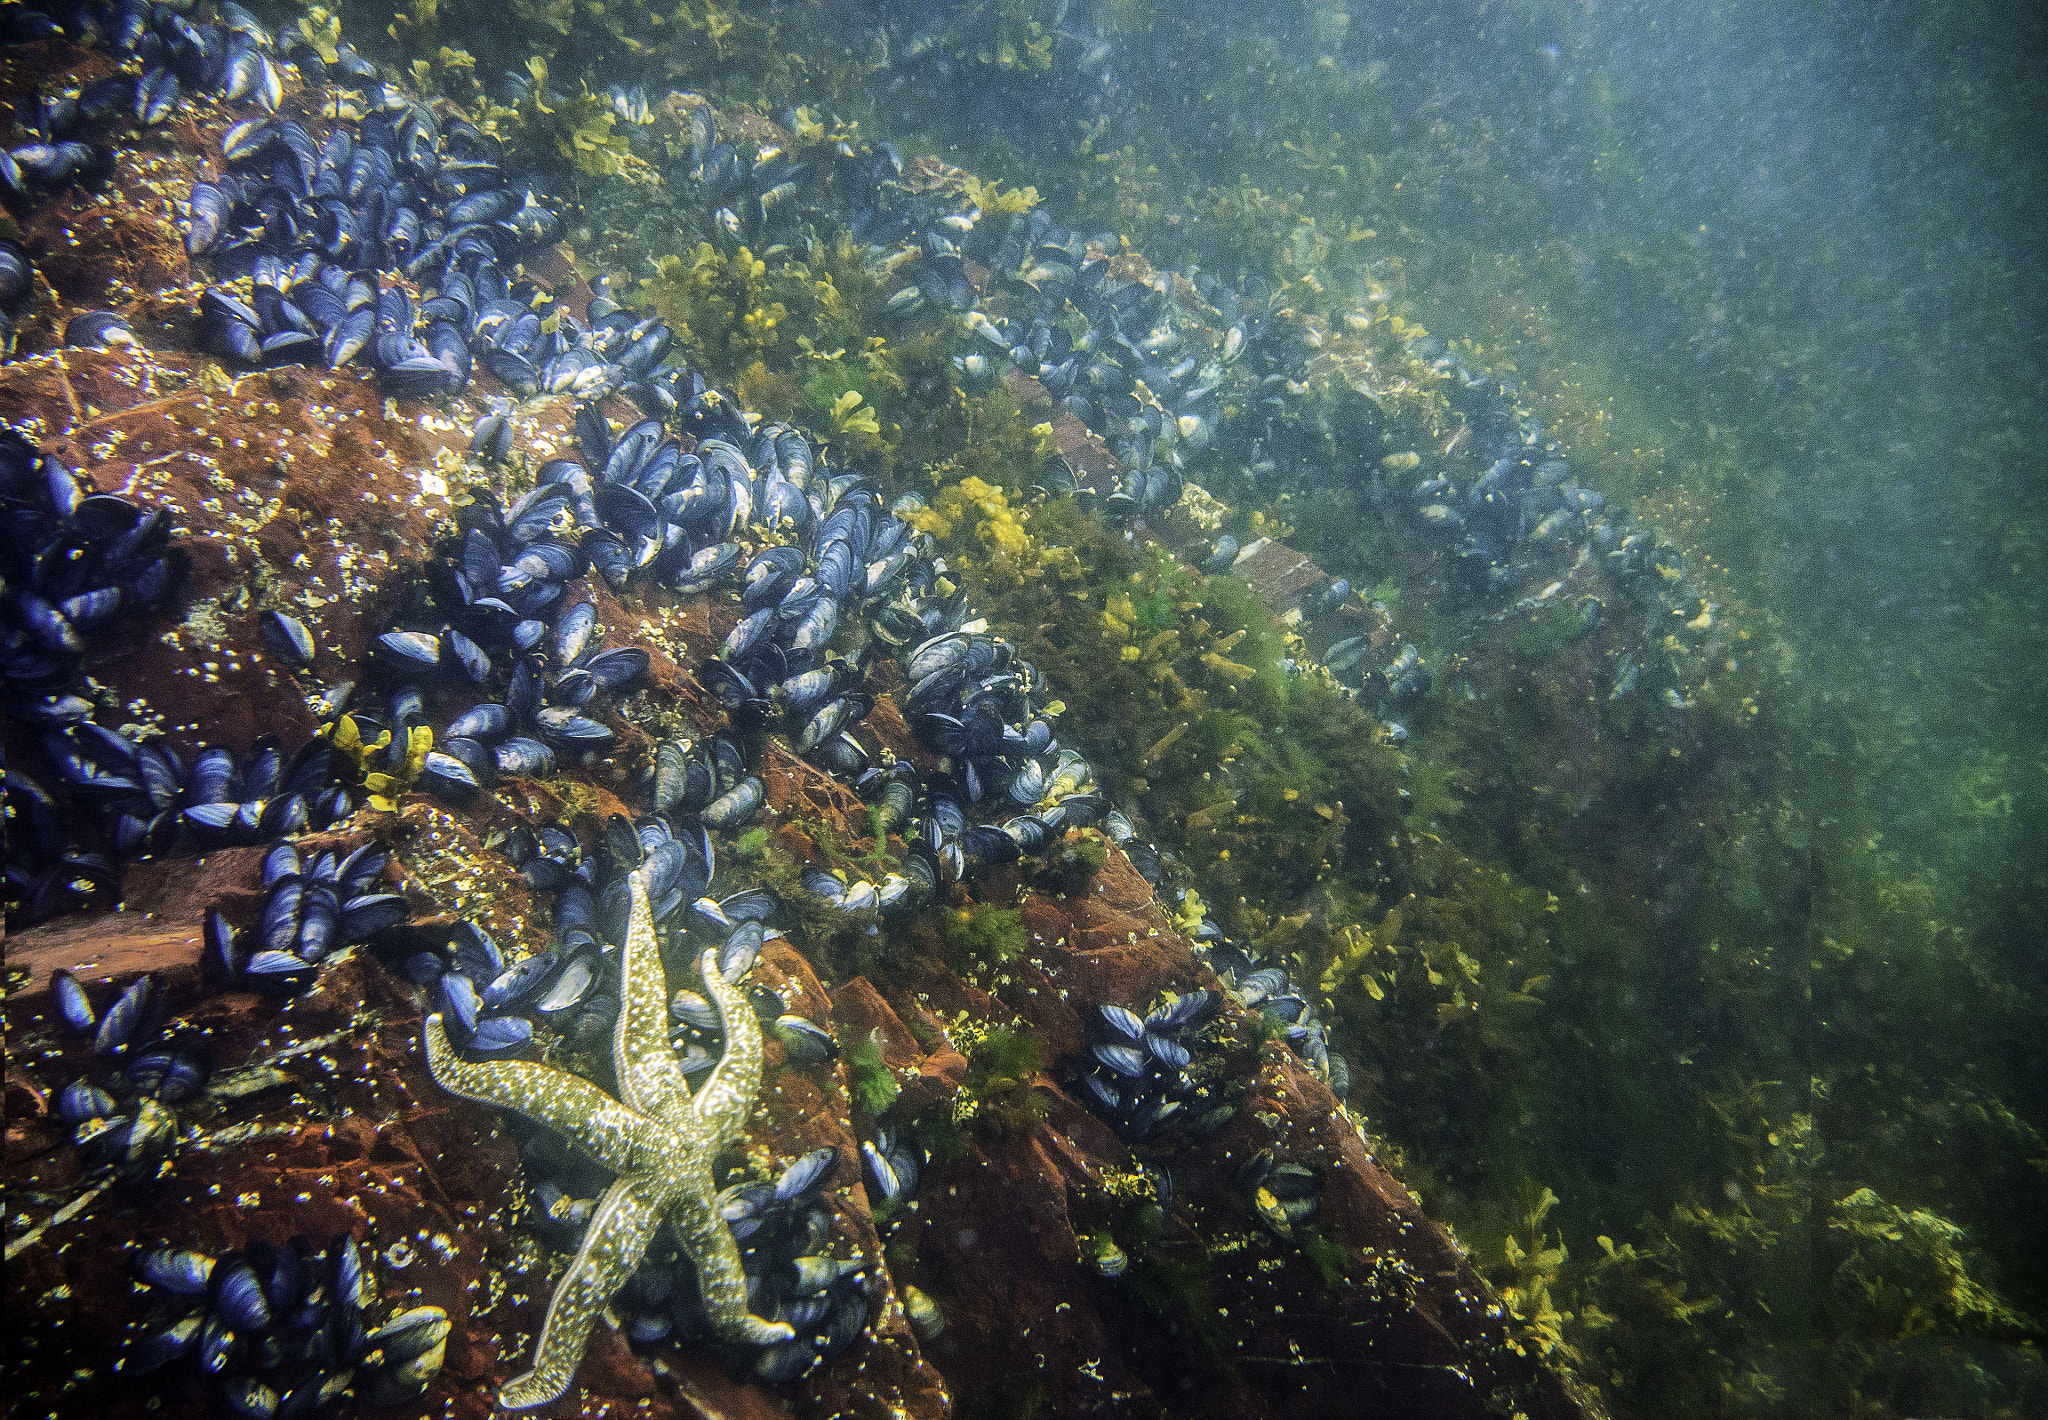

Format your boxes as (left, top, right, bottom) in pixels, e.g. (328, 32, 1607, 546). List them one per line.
(424, 867, 793, 1410)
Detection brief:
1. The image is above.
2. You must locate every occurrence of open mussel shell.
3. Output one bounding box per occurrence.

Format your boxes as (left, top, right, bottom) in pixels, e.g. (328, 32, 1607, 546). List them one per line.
(535, 951, 598, 1018)
(483, 950, 560, 1013)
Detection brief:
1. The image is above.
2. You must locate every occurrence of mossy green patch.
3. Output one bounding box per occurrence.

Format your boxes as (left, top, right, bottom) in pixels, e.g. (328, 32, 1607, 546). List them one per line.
(942, 901, 1027, 965)
(846, 1027, 901, 1118)
(1296, 1227, 1350, 1289)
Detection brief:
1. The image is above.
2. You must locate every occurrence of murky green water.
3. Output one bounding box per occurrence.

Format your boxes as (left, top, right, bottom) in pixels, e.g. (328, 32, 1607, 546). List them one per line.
(834, 3, 2048, 1411)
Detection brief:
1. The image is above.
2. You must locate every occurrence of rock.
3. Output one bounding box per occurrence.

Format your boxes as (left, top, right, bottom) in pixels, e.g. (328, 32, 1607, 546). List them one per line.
(4, 944, 522, 1420)
(1228, 536, 1330, 612)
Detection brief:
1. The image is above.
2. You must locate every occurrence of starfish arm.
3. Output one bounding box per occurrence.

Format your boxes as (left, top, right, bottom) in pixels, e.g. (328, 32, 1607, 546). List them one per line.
(670, 1169, 797, 1347)
(498, 1173, 672, 1411)
(422, 1014, 645, 1173)
(690, 945, 764, 1146)
(613, 868, 695, 1122)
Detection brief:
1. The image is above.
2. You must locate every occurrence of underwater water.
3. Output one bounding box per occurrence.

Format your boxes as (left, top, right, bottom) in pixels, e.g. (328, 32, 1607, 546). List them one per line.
(2, 2, 2042, 1419)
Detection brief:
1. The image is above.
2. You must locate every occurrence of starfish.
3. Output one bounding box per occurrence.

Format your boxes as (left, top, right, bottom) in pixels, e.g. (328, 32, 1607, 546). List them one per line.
(423, 867, 794, 1411)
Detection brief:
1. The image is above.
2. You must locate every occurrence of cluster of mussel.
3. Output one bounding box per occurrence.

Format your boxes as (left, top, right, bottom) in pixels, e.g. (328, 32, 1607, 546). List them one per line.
(0, 428, 185, 725)
(966, 211, 1306, 523)
(541, 399, 1352, 1162)
(1323, 629, 1431, 713)
(1075, 920, 1348, 1136)
(375, 808, 874, 1385)
(1, 1, 284, 204)
(38, 842, 412, 1195)
(694, 88, 1711, 713)
(187, 88, 566, 398)
(1200, 912, 1349, 1096)
(406, 398, 1141, 934)
(1377, 340, 1693, 699)
(125, 1234, 448, 1416)
(0, 88, 117, 205)
(1190, 557, 1434, 716)
(203, 841, 408, 997)
(1237, 1147, 1323, 1238)
(921, 219, 1454, 716)
(11, 51, 1433, 1403)
(69, 728, 346, 852)
(1377, 348, 1655, 584)
(0, 0, 336, 355)
(376, 489, 669, 799)
(3, 426, 205, 921)
(649, 91, 937, 259)
(1076, 990, 1232, 1144)
(658, 97, 1253, 533)
(348, 365, 1346, 1366)
(1070, 955, 1341, 1238)
(876, 196, 1328, 533)
(869, 5, 1692, 640)
(454, 388, 1336, 1111)
(19, 688, 374, 927)
(859, 1124, 924, 1215)
(47, 968, 202, 1183)
(651, 101, 1448, 714)
(392, 814, 787, 1067)
(418, 373, 1148, 919)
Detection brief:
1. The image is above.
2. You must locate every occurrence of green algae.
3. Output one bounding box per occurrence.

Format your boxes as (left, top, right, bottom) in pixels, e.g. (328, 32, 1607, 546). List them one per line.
(508, 60, 650, 178)
(1026, 828, 1108, 898)
(323, 713, 431, 814)
(953, 1020, 1047, 1140)
(941, 901, 1028, 966)
(359, 0, 824, 108)
(1294, 1227, 1350, 1290)
(845, 1027, 901, 1118)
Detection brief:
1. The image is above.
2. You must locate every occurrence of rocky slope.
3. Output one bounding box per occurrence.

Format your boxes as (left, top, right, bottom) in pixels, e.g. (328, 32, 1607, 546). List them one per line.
(1, 36, 1597, 1420)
